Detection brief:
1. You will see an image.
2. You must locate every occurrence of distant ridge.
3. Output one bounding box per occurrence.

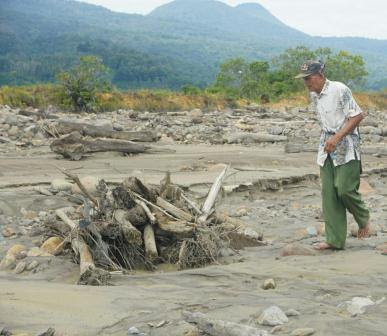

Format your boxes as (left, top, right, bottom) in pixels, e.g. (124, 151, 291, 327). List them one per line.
(0, 0, 386, 89)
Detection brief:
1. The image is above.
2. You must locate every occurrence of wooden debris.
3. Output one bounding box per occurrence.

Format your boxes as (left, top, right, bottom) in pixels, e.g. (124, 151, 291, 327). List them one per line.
(144, 225, 158, 260)
(44, 166, 265, 284)
(50, 131, 151, 160)
(54, 120, 158, 142)
(198, 165, 229, 225)
(114, 209, 142, 246)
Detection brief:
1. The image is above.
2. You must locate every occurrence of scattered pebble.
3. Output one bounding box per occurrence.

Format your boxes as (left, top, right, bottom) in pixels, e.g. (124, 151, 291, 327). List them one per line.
(291, 328, 315, 336)
(258, 306, 288, 326)
(262, 278, 276, 290)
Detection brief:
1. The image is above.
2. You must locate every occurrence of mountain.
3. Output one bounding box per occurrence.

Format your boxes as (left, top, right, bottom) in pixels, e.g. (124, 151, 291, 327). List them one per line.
(0, 0, 386, 90)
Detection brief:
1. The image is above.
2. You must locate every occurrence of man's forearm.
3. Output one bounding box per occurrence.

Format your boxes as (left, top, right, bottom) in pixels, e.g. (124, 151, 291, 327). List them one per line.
(335, 113, 364, 141)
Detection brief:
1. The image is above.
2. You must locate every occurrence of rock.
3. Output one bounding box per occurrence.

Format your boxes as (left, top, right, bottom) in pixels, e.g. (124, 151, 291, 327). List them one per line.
(270, 326, 283, 334)
(40, 237, 64, 255)
(71, 176, 101, 196)
(376, 243, 387, 251)
(8, 125, 19, 136)
(4, 114, 18, 126)
(26, 260, 39, 271)
(127, 326, 146, 335)
(340, 297, 385, 316)
(36, 327, 56, 336)
(306, 226, 317, 237)
(291, 328, 315, 336)
(15, 250, 27, 260)
(51, 179, 73, 192)
(262, 278, 276, 290)
(0, 254, 16, 270)
(14, 261, 26, 274)
(285, 309, 301, 317)
(6, 244, 27, 257)
(257, 306, 288, 326)
(27, 247, 44, 257)
(1, 227, 16, 238)
(281, 243, 316, 257)
(188, 109, 203, 118)
(0, 326, 12, 336)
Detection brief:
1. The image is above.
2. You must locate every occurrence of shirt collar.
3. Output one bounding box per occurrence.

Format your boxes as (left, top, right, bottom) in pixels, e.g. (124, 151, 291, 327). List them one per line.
(319, 79, 330, 97)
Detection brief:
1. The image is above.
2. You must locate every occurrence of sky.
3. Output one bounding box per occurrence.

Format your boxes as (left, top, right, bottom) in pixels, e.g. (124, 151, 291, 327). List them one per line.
(80, 0, 387, 40)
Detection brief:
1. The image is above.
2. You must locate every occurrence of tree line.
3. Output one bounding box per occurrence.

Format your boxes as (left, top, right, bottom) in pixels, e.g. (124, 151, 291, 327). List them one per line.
(56, 46, 368, 111)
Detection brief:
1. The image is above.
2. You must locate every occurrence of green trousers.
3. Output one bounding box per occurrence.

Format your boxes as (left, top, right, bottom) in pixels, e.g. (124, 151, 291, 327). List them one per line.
(320, 156, 370, 249)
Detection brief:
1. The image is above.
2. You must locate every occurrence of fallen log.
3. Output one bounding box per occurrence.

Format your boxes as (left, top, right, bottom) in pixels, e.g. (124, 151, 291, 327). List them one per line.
(183, 311, 269, 336)
(114, 209, 142, 246)
(144, 225, 158, 260)
(50, 131, 151, 160)
(55, 120, 158, 142)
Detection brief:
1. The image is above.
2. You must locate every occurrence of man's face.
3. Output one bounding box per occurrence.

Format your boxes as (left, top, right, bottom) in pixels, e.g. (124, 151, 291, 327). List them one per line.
(303, 73, 324, 93)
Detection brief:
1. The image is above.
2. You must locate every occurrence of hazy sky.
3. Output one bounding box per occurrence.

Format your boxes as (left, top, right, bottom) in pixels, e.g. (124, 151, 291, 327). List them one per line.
(80, 0, 387, 39)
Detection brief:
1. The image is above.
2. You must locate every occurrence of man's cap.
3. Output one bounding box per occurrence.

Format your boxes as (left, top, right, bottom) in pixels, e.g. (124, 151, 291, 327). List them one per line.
(295, 60, 325, 79)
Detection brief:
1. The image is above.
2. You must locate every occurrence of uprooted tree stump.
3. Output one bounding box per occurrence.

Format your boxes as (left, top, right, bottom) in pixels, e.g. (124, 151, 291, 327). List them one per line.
(47, 165, 266, 285)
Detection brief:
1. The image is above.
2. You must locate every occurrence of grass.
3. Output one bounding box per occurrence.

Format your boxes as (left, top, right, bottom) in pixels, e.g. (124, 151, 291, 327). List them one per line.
(0, 84, 386, 112)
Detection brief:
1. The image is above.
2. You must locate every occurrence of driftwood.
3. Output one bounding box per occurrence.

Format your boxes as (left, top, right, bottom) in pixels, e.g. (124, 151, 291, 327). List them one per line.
(144, 225, 158, 260)
(198, 165, 229, 224)
(183, 311, 269, 336)
(123, 177, 158, 203)
(126, 205, 149, 226)
(55, 120, 158, 142)
(50, 131, 151, 160)
(55, 209, 95, 276)
(156, 197, 194, 222)
(114, 209, 142, 245)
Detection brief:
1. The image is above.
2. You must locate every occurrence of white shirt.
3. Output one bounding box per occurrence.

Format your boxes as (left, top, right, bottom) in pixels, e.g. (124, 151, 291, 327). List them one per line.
(310, 79, 362, 167)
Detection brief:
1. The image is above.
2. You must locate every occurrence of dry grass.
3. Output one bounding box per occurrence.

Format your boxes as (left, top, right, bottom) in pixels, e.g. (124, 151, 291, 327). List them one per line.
(0, 84, 386, 112)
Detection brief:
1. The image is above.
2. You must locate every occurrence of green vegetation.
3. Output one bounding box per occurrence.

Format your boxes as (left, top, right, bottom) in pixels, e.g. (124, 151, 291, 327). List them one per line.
(210, 46, 369, 101)
(57, 56, 111, 111)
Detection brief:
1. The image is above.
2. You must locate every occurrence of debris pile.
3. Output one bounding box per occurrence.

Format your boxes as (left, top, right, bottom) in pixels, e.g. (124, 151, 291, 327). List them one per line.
(43, 166, 265, 285)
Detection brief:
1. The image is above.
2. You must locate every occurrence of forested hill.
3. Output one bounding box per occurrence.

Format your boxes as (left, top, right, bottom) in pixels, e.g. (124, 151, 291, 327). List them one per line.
(1, 0, 386, 89)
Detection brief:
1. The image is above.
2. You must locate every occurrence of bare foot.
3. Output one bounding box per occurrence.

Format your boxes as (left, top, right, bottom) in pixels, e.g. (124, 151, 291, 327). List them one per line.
(382, 250, 387, 256)
(358, 223, 371, 239)
(313, 242, 334, 250)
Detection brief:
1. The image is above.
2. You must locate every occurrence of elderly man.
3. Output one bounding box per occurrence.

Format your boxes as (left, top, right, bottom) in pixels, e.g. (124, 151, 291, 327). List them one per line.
(295, 60, 370, 250)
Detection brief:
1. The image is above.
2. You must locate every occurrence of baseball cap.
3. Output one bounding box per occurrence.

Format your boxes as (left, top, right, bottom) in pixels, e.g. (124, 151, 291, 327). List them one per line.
(295, 60, 325, 79)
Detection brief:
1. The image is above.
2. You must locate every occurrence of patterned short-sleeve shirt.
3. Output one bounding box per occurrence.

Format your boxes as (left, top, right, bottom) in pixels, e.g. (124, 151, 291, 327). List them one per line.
(310, 79, 362, 167)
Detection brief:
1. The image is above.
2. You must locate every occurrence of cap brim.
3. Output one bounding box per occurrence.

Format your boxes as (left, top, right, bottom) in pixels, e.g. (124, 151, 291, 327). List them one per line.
(294, 72, 312, 79)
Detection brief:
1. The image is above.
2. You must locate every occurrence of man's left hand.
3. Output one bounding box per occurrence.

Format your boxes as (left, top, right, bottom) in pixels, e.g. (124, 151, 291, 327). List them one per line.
(324, 135, 340, 153)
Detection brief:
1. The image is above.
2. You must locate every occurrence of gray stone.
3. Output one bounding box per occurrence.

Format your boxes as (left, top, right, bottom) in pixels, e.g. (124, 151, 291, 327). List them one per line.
(26, 260, 39, 271)
(14, 261, 26, 274)
(290, 328, 315, 336)
(8, 125, 19, 136)
(285, 309, 301, 317)
(281, 243, 317, 257)
(258, 306, 288, 326)
(4, 114, 18, 126)
(306, 226, 318, 237)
